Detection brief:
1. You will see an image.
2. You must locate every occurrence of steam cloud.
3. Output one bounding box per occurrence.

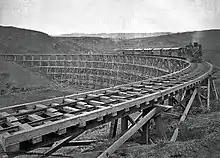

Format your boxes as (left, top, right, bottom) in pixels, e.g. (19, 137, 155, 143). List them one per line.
(192, 31, 203, 43)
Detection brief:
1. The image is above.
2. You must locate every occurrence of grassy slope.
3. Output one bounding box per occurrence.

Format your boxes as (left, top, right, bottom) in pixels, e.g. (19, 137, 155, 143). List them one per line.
(1, 26, 220, 67)
(0, 56, 50, 88)
(0, 26, 89, 106)
(0, 26, 90, 54)
(57, 30, 220, 66)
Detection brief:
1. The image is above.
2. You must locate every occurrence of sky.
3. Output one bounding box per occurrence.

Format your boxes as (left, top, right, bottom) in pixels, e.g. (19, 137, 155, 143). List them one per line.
(0, 0, 219, 35)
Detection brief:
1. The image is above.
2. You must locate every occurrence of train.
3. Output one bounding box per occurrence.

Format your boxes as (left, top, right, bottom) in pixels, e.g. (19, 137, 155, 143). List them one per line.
(115, 42, 203, 63)
(184, 42, 203, 63)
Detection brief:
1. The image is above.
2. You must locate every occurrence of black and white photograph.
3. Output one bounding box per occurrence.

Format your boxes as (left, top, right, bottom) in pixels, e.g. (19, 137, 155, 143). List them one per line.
(0, 0, 220, 157)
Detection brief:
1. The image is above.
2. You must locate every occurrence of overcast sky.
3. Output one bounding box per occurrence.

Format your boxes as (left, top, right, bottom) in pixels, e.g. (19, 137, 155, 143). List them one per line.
(0, 0, 219, 34)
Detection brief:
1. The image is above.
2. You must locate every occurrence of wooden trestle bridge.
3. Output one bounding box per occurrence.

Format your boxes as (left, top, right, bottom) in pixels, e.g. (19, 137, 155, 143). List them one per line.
(0, 47, 218, 158)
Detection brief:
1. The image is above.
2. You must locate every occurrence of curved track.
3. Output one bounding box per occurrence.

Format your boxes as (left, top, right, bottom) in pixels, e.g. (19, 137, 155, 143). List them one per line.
(0, 51, 213, 155)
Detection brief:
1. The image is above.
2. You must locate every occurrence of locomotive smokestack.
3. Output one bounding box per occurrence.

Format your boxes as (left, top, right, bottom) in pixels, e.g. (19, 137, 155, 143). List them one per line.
(193, 42, 198, 47)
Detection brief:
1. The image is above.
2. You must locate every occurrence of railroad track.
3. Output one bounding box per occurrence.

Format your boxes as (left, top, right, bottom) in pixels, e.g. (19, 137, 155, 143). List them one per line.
(0, 52, 213, 157)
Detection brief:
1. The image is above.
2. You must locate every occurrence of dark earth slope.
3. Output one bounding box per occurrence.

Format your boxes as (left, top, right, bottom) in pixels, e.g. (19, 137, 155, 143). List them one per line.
(0, 26, 90, 54)
(1, 26, 220, 67)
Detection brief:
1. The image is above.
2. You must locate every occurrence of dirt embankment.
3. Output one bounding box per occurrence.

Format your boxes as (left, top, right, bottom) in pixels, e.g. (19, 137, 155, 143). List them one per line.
(0, 56, 51, 93)
(0, 56, 60, 107)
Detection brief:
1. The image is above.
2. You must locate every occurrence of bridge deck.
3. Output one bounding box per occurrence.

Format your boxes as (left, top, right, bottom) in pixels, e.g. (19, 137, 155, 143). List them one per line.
(0, 57, 212, 153)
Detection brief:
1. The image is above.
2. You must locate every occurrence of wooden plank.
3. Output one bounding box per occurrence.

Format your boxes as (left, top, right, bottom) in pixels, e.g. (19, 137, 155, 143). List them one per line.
(199, 86, 208, 89)
(0, 112, 21, 140)
(64, 114, 75, 118)
(40, 129, 84, 158)
(100, 96, 110, 101)
(197, 93, 205, 112)
(0, 126, 19, 135)
(62, 106, 79, 113)
(97, 116, 104, 122)
(170, 89, 197, 142)
(0, 143, 8, 158)
(126, 91, 141, 95)
(32, 135, 43, 144)
(110, 95, 126, 100)
(154, 104, 172, 109)
(57, 128, 66, 135)
(35, 104, 48, 109)
(207, 78, 211, 110)
(28, 114, 45, 121)
(118, 92, 129, 96)
(8, 121, 34, 145)
(181, 90, 187, 101)
(179, 89, 197, 122)
(154, 114, 167, 140)
(98, 108, 157, 158)
(109, 119, 118, 138)
(212, 79, 219, 100)
(84, 104, 94, 108)
(28, 114, 64, 127)
(63, 98, 76, 103)
(134, 112, 143, 123)
(104, 90, 118, 96)
(86, 94, 99, 100)
(127, 116, 143, 135)
(0, 112, 9, 118)
(142, 121, 150, 144)
(111, 112, 117, 117)
(89, 100, 105, 107)
(76, 102, 88, 109)
(121, 116, 129, 134)
(132, 88, 142, 92)
(46, 111, 63, 117)
(6, 116, 18, 123)
(198, 92, 207, 100)
(47, 108, 58, 113)
(0, 126, 11, 153)
(5, 142, 20, 152)
(163, 112, 181, 118)
(50, 103, 59, 106)
(10, 122, 32, 131)
(58, 140, 96, 146)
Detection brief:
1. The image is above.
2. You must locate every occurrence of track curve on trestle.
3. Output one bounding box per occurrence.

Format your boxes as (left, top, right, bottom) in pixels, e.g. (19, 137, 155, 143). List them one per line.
(0, 52, 213, 155)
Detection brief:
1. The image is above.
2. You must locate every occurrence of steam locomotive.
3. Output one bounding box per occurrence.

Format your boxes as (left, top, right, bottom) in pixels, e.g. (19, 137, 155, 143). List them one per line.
(184, 42, 203, 63)
(115, 42, 203, 63)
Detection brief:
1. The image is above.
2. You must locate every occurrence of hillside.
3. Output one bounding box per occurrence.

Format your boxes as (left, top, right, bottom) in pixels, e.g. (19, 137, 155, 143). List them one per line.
(1, 27, 220, 90)
(56, 29, 220, 66)
(0, 56, 51, 94)
(124, 30, 220, 67)
(1, 26, 220, 66)
(0, 26, 90, 54)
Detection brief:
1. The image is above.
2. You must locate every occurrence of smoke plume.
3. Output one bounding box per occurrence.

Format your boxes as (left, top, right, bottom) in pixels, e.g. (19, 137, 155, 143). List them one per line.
(192, 31, 203, 43)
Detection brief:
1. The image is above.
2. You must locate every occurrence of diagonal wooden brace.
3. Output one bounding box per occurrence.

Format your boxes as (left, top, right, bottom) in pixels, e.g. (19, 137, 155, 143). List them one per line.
(98, 108, 157, 158)
(39, 129, 84, 158)
(170, 88, 197, 142)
